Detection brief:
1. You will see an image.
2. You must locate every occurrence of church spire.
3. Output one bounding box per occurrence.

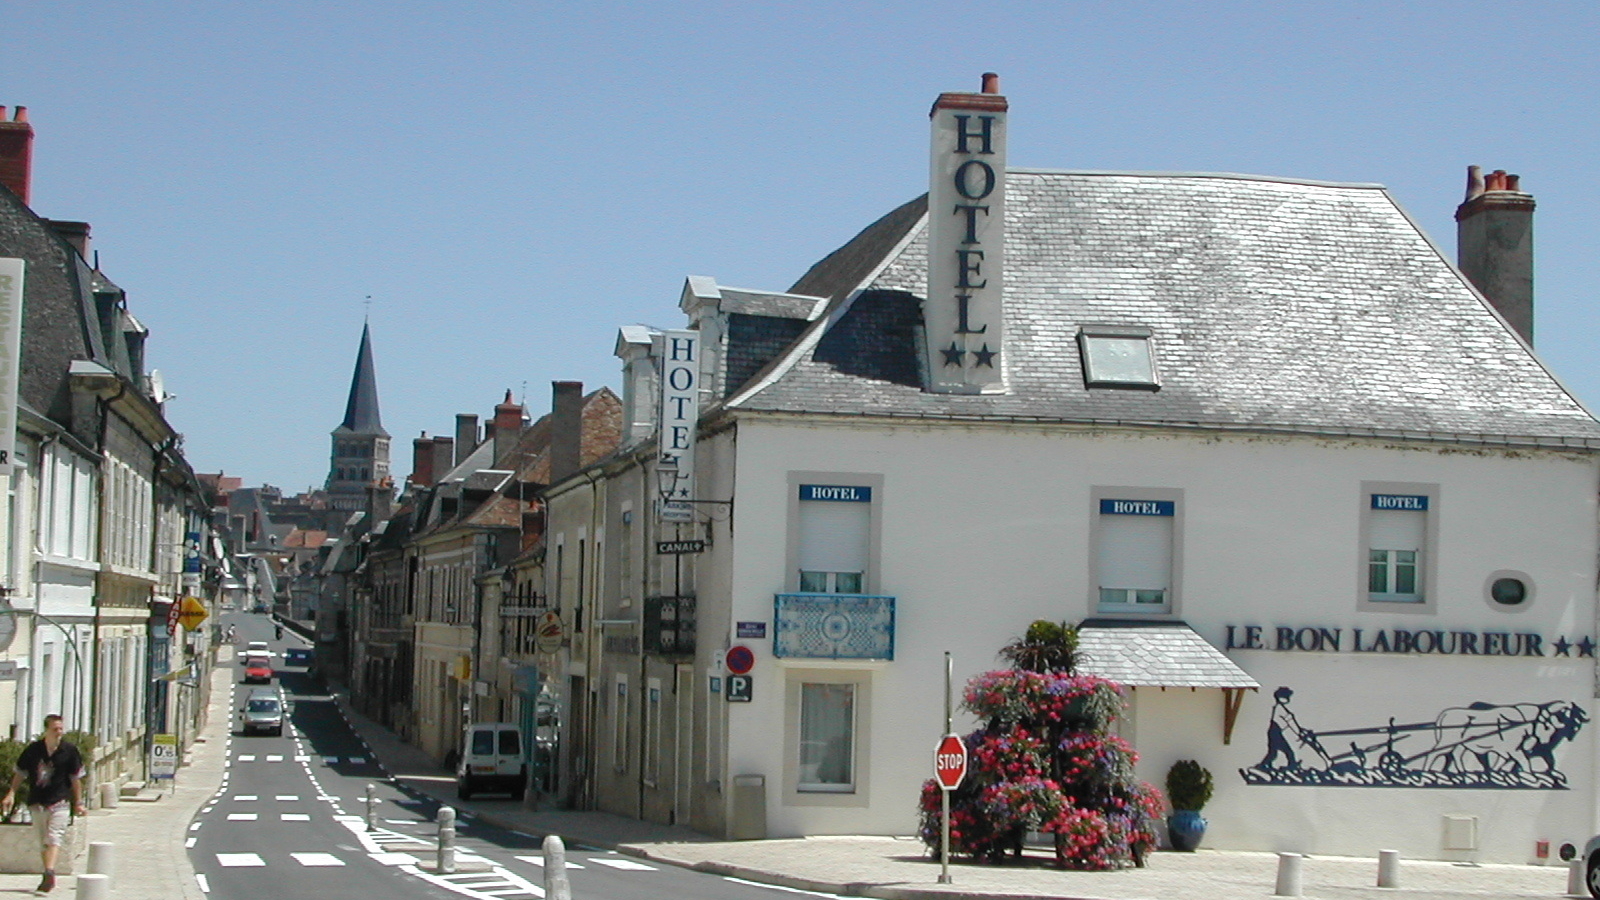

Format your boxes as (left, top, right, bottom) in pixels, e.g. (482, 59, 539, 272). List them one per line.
(327, 323, 391, 512)
(337, 322, 387, 436)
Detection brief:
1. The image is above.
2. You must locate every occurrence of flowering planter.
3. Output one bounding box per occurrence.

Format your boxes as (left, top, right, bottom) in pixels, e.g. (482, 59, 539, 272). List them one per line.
(0, 818, 85, 873)
(1166, 810, 1206, 852)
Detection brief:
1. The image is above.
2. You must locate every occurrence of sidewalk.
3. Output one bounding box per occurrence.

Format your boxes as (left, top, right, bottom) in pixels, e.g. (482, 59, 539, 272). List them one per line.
(0, 658, 233, 899)
(330, 693, 1584, 900)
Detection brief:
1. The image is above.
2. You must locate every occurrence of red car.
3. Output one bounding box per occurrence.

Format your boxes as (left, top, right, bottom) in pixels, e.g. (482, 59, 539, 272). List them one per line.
(243, 656, 273, 684)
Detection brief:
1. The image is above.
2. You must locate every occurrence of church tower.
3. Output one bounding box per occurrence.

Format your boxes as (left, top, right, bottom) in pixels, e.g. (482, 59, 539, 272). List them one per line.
(326, 323, 390, 512)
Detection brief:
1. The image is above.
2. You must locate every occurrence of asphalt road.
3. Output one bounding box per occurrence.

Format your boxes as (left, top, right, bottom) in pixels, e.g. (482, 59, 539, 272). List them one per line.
(189, 611, 827, 900)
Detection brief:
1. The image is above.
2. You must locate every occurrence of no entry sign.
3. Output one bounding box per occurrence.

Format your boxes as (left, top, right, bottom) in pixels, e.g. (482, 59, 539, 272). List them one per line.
(934, 733, 967, 790)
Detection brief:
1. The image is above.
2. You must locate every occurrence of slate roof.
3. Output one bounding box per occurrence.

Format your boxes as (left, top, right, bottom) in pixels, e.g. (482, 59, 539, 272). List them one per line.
(726, 171, 1600, 446)
(1076, 619, 1259, 689)
(336, 323, 387, 436)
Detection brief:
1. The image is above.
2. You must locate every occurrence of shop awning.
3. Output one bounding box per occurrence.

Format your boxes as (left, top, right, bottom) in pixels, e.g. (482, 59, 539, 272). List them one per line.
(1077, 619, 1260, 744)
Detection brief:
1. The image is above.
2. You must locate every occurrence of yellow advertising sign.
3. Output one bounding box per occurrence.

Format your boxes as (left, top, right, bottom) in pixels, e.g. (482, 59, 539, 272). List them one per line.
(177, 596, 208, 631)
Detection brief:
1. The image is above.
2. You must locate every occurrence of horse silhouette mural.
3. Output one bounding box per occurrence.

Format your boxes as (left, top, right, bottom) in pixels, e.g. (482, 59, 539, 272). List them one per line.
(1240, 687, 1587, 789)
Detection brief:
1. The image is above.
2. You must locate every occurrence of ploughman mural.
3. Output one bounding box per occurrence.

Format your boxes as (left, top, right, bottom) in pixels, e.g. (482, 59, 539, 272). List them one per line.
(1240, 687, 1588, 789)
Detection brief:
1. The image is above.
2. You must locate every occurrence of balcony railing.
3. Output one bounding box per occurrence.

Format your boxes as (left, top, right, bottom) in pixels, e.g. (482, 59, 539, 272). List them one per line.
(772, 593, 895, 660)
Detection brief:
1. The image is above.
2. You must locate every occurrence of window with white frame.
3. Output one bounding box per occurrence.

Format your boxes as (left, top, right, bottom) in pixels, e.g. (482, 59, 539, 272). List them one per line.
(1367, 494, 1426, 603)
(798, 683, 855, 792)
(795, 484, 872, 593)
(1096, 497, 1175, 613)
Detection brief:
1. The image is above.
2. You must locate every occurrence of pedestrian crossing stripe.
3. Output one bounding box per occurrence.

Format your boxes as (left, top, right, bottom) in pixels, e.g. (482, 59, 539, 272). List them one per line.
(281, 814, 311, 821)
(216, 853, 265, 867)
(590, 858, 656, 871)
(515, 856, 585, 869)
(226, 813, 258, 821)
(290, 852, 345, 867)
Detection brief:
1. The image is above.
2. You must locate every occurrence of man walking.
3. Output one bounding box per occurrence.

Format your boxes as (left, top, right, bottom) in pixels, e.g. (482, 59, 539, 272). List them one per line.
(2, 715, 86, 893)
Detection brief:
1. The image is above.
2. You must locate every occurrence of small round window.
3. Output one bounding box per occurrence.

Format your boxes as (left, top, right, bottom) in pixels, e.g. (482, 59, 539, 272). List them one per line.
(1484, 570, 1534, 612)
(1491, 578, 1526, 606)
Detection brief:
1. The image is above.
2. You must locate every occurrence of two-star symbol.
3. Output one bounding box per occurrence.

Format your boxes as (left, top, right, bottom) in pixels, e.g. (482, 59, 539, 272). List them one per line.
(1551, 636, 1595, 657)
(941, 343, 998, 368)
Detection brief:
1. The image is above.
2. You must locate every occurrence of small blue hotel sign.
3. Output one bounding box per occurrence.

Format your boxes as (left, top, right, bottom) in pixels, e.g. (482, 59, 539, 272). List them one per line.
(1099, 499, 1174, 516)
(1371, 494, 1428, 511)
(800, 484, 872, 502)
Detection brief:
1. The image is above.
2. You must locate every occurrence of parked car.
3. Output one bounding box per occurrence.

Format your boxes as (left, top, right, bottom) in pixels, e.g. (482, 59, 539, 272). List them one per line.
(456, 723, 525, 800)
(238, 689, 287, 736)
(242, 656, 273, 684)
(240, 641, 270, 661)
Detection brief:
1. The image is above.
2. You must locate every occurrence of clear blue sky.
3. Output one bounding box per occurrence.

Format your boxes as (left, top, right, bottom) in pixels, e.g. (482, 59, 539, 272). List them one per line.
(7, 3, 1600, 491)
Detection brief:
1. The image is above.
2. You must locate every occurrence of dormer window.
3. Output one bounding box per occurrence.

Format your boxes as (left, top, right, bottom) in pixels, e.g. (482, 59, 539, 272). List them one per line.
(1078, 325, 1159, 390)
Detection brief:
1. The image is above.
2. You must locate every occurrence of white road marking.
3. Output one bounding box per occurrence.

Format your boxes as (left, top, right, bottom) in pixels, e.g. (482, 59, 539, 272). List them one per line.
(292, 852, 345, 866)
(349, 756, 365, 763)
(276, 795, 299, 801)
(227, 813, 258, 821)
(216, 853, 265, 867)
(281, 813, 311, 821)
(189, 823, 201, 831)
(324, 756, 339, 764)
(401, 864, 544, 900)
(514, 856, 584, 868)
(589, 858, 655, 871)
(237, 755, 256, 762)
(370, 851, 421, 866)
(234, 795, 258, 801)
(266, 755, 284, 762)
(185, 837, 196, 848)
(196, 873, 210, 893)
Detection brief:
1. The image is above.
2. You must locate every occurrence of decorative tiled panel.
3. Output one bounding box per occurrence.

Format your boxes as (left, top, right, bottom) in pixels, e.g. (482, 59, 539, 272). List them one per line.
(773, 593, 895, 660)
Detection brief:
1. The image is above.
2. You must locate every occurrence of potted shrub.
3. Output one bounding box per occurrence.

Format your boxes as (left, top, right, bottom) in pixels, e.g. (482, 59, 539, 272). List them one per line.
(1165, 759, 1213, 851)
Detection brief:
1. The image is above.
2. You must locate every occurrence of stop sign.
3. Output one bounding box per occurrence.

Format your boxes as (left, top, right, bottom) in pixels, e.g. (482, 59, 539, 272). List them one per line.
(933, 733, 967, 790)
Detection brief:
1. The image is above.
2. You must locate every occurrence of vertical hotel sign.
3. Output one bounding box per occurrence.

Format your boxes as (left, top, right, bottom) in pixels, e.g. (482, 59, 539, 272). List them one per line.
(925, 74, 1007, 394)
(0, 260, 22, 475)
(658, 329, 699, 522)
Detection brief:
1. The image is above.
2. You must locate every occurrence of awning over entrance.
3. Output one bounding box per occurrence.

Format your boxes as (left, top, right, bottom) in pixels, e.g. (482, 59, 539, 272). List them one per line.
(1077, 619, 1260, 744)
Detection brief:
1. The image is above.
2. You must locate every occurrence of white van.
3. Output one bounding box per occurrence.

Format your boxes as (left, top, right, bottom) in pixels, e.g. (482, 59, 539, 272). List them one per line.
(456, 722, 525, 799)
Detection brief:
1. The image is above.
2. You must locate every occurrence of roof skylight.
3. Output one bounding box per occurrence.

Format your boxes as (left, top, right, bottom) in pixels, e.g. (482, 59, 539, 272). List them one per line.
(1078, 326, 1160, 390)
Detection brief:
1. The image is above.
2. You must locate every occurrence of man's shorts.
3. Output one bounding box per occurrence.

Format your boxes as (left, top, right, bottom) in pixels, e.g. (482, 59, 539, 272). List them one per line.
(31, 801, 70, 847)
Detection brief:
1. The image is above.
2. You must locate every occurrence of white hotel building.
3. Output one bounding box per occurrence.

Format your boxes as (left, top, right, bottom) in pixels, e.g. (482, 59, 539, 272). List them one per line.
(542, 76, 1600, 863)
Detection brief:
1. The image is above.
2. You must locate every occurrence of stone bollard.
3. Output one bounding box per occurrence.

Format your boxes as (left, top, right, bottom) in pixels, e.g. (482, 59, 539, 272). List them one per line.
(1274, 852, 1303, 897)
(74, 872, 109, 900)
(97, 783, 117, 810)
(86, 841, 114, 882)
(1376, 849, 1399, 888)
(543, 834, 572, 900)
(436, 806, 456, 874)
(1568, 858, 1584, 897)
(364, 783, 377, 831)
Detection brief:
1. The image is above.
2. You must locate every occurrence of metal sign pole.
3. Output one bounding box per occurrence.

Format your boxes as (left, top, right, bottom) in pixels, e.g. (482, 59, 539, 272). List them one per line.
(939, 650, 952, 885)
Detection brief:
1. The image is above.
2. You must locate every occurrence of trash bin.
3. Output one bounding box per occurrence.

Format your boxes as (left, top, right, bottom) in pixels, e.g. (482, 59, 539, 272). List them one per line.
(729, 774, 766, 840)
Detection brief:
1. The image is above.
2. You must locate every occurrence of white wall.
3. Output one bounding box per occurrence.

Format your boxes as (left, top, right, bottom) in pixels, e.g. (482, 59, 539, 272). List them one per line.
(712, 418, 1597, 861)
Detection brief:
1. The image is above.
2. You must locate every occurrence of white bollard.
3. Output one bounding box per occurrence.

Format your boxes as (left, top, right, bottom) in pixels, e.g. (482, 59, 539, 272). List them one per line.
(97, 783, 117, 809)
(1274, 852, 1303, 897)
(1377, 849, 1399, 888)
(74, 872, 109, 900)
(87, 841, 114, 881)
(1568, 858, 1584, 897)
(436, 806, 456, 874)
(364, 783, 377, 831)
(543, 834, 572, 900)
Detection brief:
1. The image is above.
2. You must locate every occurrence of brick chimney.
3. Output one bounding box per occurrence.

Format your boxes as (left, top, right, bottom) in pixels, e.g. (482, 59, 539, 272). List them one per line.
(431, 435, 455, 481)
(454, 413, 479, 465)
(46, 220, 90, 261)
(410, 432, 435, 488)
(1456, 165, 1535, 345)
(492, 390, 524, 465)
(551, 381, 583, 483)
(0, 106, 33, 206)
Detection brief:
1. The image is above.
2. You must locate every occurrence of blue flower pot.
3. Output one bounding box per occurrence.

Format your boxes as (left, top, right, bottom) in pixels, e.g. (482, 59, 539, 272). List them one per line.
(1167, 810, 1207, 852)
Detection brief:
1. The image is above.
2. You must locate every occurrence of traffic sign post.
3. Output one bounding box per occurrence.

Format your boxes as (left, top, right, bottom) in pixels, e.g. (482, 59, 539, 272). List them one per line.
(936, 652, 958, 885)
